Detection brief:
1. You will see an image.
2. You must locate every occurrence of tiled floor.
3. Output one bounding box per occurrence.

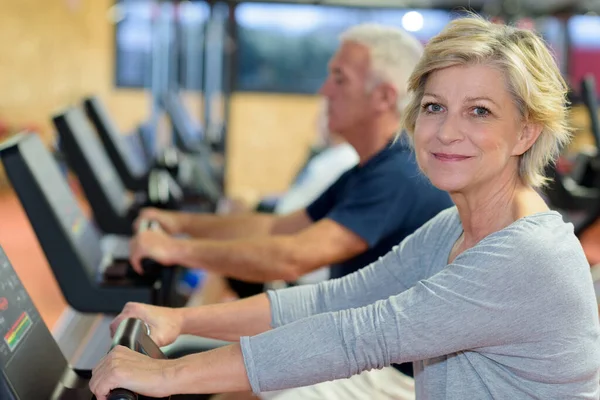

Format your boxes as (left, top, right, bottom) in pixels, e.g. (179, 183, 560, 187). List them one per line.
(0, 188, 66, 329)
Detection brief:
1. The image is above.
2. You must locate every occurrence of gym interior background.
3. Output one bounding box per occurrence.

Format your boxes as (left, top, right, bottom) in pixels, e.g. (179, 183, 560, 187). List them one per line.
(1, 0, 600, 330)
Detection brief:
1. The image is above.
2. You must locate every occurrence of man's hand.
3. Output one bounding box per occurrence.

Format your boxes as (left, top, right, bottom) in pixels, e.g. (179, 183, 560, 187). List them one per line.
(110, 302, 183, 347)
(134, 208, 182, 235)
(129, 230, 180, 274)
(89, 346, 178, 400)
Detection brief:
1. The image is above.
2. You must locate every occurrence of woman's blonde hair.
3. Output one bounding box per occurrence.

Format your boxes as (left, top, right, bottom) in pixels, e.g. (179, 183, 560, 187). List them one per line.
(401, 15, 572, 187)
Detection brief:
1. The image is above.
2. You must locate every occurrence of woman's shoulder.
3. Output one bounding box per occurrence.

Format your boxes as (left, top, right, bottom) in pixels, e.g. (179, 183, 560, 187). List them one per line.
(489, 211, 573, 246)
(474, 211, 585, 268)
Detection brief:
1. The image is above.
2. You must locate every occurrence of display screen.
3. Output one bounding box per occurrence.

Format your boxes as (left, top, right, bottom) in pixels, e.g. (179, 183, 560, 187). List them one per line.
(0, 248, 41, 367)
(22, 134, 104, 278)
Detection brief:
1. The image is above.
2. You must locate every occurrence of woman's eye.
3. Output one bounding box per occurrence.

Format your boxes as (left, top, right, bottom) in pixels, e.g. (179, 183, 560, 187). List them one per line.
(472, 107, 490, 117)
(424, 103, 443, 113)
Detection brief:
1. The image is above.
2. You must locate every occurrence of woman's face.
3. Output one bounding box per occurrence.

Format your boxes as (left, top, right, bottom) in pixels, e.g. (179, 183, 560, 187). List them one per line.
(413, 64, 537, 194)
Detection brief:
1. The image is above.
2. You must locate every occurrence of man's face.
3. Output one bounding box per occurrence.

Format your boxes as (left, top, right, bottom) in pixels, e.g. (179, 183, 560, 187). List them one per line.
(319, 42, 375, 136)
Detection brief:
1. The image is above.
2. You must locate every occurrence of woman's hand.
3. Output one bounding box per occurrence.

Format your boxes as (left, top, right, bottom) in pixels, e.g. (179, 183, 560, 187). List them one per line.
(89, 345, 179, 399)
(110, 302, 183, 347)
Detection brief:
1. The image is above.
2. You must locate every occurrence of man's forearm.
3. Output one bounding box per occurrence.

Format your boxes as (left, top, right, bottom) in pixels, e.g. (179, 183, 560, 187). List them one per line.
(177, 212, 276, 240)
(172, 236, 304, 282)
(180, 294, 272, 342)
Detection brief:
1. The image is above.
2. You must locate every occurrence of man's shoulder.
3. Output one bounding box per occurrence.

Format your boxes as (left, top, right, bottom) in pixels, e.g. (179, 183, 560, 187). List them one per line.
(353, 146, 420, 180)
(362, 141, 423, 180)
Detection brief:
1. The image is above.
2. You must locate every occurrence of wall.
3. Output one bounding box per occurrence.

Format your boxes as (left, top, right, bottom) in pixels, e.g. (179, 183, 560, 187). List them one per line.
(226, 93, 320, 200)
(570, 104, 597, 153)
(0, 0, 149, 138)
(4, 0, 595, 198)
(0, 0, 317, 197)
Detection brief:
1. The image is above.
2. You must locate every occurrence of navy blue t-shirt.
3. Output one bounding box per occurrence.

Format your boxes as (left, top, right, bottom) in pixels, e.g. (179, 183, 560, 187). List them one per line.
(306, 137, 453, 279)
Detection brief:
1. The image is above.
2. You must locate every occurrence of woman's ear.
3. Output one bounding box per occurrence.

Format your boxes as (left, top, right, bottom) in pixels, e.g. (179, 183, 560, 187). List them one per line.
(512, 122, 543, 156)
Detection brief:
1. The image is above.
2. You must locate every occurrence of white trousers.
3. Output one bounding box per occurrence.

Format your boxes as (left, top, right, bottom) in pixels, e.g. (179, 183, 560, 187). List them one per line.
(260, 367, 415, 400)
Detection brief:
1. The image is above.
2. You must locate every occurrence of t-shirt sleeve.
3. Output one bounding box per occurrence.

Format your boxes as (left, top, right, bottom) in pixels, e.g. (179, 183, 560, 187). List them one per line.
(304, 170, 348, 222)
(307, 164, 421, 247)
(241, 219, 586, 394)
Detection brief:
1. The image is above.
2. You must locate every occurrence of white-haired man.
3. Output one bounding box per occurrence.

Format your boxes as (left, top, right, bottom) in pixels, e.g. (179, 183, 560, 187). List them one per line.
(130, 23, 450, 285)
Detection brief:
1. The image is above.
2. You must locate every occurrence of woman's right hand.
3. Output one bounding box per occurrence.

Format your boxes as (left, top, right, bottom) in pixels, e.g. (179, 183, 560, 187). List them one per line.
(134, 208, 181, 235)
(110, 302, 184, 347)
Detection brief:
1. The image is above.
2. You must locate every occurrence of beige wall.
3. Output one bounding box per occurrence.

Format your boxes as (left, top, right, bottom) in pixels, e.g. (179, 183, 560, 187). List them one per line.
(227, 93, 320, 200)
(0, 0, 318, 196)
(569, 105, 599, 154)
(0, 0, 149, 138)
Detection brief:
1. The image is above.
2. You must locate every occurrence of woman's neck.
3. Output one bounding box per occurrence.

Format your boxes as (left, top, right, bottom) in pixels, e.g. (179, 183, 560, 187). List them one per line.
(451, 179, 549, 250)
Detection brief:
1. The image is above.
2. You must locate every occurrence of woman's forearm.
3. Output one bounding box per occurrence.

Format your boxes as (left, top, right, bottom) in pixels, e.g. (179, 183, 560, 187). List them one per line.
(166, 343, 251, 395)
(180, 294, 273, 342)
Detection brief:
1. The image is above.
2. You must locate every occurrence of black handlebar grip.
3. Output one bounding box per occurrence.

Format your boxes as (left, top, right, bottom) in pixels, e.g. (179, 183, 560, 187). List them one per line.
(581, 75, 600, 149)
(107, 388, 137, 400)
(105, 319, 166, 400)
(138, 219, 164, 279)
(140, 257, 162, 278)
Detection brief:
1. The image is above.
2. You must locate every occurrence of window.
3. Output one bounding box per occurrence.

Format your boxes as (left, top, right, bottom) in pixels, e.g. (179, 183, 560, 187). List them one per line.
(568, 15, 600, 97)
(535, 17, 568, 77)
(114, 0, 154, 88)
(179, 1, 211, 91)
(114, 0, 210, 90)
(235, 3, 454, 93)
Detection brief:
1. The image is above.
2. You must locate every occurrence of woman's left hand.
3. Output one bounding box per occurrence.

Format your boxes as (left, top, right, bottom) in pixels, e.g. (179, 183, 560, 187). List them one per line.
(89, 345, 177, 400)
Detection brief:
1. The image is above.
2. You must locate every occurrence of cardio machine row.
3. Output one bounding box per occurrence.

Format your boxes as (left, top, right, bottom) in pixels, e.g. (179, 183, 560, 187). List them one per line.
(0, 244, 205, 400)
(0, 93, 224, 314)
(0, 94, 228, 399)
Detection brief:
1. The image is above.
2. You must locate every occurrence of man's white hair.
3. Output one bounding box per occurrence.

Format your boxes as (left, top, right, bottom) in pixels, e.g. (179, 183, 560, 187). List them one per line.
(340, 23, 424, 113)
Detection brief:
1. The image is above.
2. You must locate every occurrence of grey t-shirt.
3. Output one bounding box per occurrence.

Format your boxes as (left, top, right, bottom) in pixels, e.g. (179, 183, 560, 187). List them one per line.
(241, 207, 600, 398)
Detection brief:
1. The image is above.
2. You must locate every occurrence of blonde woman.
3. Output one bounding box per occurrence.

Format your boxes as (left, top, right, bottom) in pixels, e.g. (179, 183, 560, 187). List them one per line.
(90, 15, 600, 400)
